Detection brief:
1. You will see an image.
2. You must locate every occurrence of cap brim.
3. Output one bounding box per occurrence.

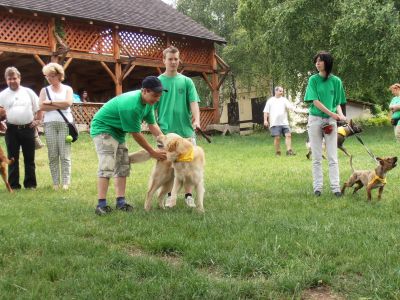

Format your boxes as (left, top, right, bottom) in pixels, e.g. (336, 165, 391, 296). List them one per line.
(150, 87, 168, 93)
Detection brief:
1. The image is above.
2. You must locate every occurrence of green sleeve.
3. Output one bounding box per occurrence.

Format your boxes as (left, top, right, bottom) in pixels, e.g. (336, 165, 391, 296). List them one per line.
(186, 78, 200, 103)
(144, 107, 156, 125)
(304, 77, 318, 102)
(337, 79, 346, 105)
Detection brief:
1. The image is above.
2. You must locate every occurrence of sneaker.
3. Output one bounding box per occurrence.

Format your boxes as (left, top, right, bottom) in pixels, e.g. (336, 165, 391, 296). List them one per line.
(334, 192, 342, 197)
(116, 202, 134, 212)
(286, 149, 296, 156)
(314, 190, 322, 197)
(185, 196, 196, 208)
(165, 195, 176, 208)
(62, 185, 69, 190)
(95, 205, 113, 215)
(276, 151, 281, 156)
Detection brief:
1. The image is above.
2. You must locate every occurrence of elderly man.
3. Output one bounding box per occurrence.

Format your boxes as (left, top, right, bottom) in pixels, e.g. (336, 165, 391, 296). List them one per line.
(0, 67, 42, 189)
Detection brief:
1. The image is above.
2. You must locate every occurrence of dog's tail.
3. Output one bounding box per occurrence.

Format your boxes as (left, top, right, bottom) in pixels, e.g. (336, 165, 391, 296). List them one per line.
(5, 157, 14, 165)
(129, 150, 151, 164)
(349, 155, 355, 172)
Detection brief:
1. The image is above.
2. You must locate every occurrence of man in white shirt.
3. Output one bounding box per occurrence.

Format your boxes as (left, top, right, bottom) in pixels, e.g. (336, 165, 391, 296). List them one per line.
(263, 86, 296, 156)
(0, 67, 42, 189)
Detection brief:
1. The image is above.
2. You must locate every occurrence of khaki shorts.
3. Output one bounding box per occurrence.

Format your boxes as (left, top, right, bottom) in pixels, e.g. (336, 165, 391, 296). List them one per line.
(93, 134, 130, 178)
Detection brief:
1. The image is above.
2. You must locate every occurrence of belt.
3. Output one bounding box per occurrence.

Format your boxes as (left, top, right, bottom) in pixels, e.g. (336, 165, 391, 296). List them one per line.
(6, 122, 32, 129)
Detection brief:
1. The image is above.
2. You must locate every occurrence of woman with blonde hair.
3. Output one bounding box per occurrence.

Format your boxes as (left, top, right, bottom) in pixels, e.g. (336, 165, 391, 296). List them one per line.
(389, 83, 400, 142)
(39, 62, 74, 190)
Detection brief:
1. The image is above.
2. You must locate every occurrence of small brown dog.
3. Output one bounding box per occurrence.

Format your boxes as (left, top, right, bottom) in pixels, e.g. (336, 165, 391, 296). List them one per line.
(341, 156, 397, 201)
(0, 145, 14, 192)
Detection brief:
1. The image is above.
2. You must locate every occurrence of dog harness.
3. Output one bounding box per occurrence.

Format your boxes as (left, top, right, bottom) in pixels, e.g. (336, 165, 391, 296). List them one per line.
(367, 173, 386, 189)
(177, 146, 194, 162)
(337, 126, 347, 137)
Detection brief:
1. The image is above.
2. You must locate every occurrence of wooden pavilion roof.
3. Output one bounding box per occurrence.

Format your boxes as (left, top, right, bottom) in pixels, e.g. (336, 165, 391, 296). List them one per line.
(0, 0, 226, 43)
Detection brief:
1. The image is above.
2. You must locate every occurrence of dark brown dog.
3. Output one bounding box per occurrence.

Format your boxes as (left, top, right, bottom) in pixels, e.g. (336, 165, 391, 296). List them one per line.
(0, 145, 14, 192)
(341, 156, 397, 201)
(0, 107, 6, 121)
(306, 119, 362, 159)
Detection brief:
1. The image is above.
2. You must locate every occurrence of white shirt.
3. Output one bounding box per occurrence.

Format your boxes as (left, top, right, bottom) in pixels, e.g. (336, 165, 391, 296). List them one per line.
(43, 84, 74, 123)
(0, 86, 39, 125)
(263, 96, 294, 127)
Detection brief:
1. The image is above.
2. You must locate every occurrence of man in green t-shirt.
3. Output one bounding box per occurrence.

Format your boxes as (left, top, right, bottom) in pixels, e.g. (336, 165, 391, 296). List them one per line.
(154, 46, 200, 208)
(90, 76, 167, 215)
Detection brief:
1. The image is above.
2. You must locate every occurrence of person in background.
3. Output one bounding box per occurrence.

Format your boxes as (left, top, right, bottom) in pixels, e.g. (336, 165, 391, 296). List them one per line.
(304, 51, 346, 197)
(389, 83, 400, 142)
(39, 62, 74, 190)
(81, 90, 90, 103)
(0, 67, 42, 190)
(263, 86, 296, 156)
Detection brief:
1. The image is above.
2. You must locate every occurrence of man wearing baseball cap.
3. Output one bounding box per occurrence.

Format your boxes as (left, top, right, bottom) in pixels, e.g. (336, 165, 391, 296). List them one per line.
(90, 76, 167, 215)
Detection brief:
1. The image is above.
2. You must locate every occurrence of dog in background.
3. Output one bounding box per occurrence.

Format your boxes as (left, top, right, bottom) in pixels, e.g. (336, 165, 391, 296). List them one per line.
(0, 145, 14, 192)
(341, 155, 397, 201)
(306, 119, 362, 159)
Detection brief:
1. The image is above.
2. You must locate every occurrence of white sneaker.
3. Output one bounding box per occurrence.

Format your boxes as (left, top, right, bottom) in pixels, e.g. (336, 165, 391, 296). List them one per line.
(185, 196, 196, 208)
(165, 195, 175, 208)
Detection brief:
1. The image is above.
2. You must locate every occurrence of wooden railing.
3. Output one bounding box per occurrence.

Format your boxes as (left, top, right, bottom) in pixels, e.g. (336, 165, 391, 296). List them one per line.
(71, 103, 215, 132)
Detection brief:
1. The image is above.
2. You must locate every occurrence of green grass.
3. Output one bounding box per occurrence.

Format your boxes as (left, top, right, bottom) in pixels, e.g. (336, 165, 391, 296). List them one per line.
(0, 126, 400, 299)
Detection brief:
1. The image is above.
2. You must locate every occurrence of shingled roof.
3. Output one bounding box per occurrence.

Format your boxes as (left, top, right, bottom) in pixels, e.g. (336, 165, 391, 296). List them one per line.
(0, 0, 226, 43)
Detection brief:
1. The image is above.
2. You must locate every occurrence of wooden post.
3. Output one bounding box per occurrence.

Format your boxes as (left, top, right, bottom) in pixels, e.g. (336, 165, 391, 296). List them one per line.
(48, 18, 58, 63)
(113, 28, 122, 95)
(211, 46, 219, 123)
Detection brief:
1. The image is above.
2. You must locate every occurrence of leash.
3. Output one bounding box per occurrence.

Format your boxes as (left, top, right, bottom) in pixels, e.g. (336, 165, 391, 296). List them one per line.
(196, 127, 212, 143)
(344, 122, 378, 163)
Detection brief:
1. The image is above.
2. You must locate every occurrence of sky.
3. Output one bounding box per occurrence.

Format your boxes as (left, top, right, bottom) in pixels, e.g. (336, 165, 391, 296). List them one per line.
(161, 0, 176, 7)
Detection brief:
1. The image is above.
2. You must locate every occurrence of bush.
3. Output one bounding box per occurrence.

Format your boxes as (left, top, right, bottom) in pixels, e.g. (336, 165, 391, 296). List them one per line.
(354, 104, 391, 127)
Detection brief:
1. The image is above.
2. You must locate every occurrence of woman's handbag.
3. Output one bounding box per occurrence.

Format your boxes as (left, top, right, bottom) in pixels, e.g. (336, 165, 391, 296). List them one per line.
(45, 87, 79, 142)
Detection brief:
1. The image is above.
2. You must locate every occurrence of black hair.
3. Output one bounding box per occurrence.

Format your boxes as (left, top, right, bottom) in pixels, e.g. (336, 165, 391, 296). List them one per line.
(313, 51, 333, 81)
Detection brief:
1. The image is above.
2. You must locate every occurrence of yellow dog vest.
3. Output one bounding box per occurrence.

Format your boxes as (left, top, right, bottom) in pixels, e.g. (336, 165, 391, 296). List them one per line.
(367, 173, 386, 189)
(337, 126, 347, 137)
(177, 146, 194, 162)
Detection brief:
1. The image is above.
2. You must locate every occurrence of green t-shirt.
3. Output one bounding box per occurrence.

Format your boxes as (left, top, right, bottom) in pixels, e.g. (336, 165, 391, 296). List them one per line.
(155, 73, 200, 138)
(90, 90, 155, 143)
(304, 74, 347, 118)
(390, 96, 400, 126)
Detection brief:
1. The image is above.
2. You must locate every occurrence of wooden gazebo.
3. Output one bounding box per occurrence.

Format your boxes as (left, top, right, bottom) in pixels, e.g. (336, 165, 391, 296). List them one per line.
(0, 0, 229, 129)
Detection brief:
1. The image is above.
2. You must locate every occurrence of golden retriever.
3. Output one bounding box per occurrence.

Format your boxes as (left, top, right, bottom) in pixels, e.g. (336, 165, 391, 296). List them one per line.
(129, 133, 206, 212)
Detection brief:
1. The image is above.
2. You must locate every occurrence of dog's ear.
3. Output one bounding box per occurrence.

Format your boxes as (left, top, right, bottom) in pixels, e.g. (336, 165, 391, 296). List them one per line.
(167, 138, 179, 152)
(349, 119, 353, 126)
(376, 157, 383, 164)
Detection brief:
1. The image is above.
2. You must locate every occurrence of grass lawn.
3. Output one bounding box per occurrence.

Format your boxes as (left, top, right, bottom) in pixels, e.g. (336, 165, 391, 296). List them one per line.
(0, 126, 399, 299)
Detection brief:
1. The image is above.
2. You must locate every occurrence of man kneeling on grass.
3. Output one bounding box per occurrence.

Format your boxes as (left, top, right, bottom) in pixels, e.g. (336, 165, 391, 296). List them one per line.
(90, 76, 167, 215)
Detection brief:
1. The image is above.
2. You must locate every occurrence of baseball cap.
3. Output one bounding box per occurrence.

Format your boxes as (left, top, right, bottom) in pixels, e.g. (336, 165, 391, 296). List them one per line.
(142, 76, 168, 93)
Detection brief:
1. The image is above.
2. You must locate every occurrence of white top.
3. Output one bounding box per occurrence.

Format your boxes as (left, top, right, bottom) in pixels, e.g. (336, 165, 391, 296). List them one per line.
(0, 86, 39, 125)
(263, 96, 294, 127)
(43, 84, 74, 123)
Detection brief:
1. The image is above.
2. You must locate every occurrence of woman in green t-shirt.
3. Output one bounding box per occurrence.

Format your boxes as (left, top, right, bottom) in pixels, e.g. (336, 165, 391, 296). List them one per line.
(389, 83, 400, 142)
(304, 51, 347, 197)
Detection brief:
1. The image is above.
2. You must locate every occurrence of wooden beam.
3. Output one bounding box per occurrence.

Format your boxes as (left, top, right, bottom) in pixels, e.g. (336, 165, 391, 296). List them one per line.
(156, 67, 162, 74)
(215, 54, 229, 70)
(63, 57, 73, 71)
(113, 28, 122, 95)
(100, 61, 117, 84)
(0, 44, 52, 56)
(0, 52, 3, 57)
(201, 72, 213, 90)
(122, 64, 136, 81)
(211, 47, 219, 122)
(33, 54, 45, 67)
(216, 72, 228, 90)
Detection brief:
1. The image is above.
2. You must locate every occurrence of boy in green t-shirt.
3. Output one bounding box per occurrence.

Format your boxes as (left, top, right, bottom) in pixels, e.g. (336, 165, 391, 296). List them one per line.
(154, 46, 201, 209)
(90, 76, 167, 215)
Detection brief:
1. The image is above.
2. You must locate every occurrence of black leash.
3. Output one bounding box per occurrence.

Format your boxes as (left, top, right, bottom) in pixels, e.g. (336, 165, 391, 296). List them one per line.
(344, 122, 377, 163)
(196, 127, 212, 143)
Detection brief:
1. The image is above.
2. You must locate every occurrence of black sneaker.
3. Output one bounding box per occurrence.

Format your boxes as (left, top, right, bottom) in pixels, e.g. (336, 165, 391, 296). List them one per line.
(116, 203, 134, 212)
(95, 205, 113, 215)
(334, 192, 342, 197)
(314, 191, 322, 197)
(276, 151, 281, 156)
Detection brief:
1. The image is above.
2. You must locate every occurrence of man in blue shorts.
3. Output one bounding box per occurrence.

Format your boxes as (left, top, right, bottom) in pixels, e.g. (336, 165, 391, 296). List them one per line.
(263, 86, 296, 156)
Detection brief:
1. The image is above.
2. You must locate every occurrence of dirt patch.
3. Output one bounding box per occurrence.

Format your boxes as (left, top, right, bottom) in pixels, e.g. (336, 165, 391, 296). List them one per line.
(302, 286, 345, 300)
